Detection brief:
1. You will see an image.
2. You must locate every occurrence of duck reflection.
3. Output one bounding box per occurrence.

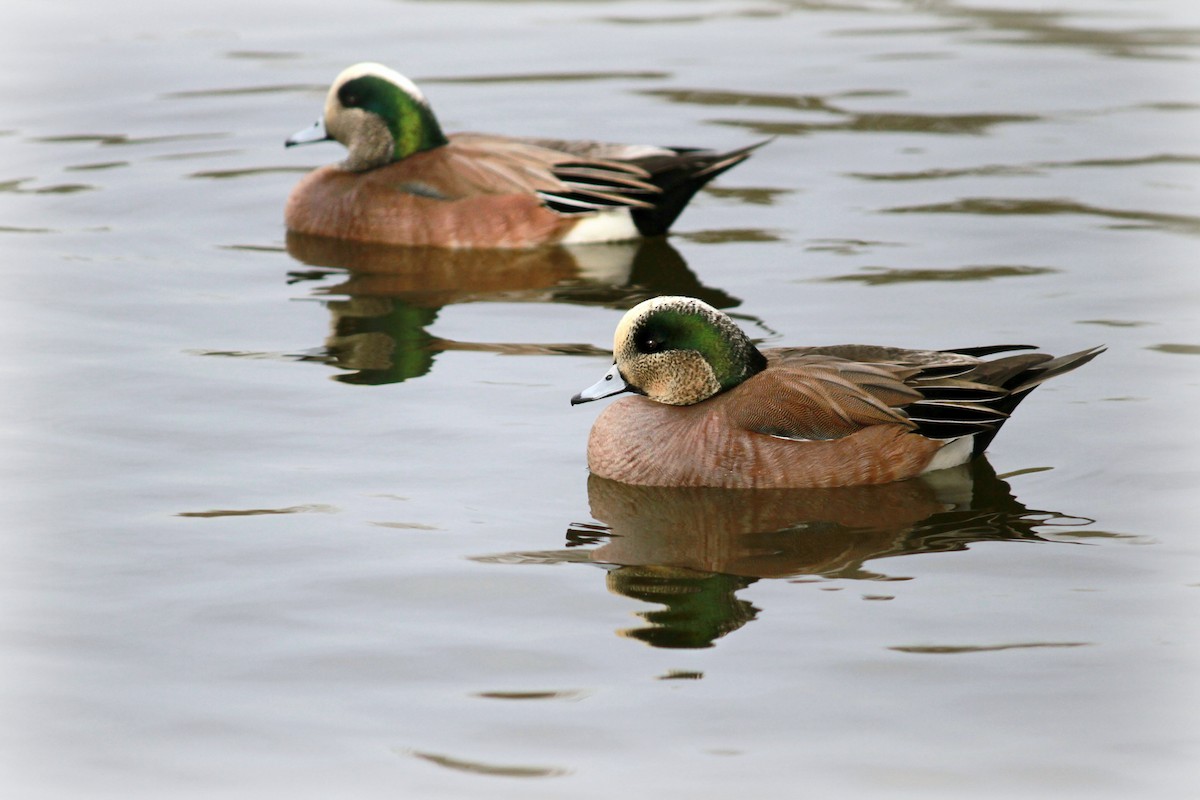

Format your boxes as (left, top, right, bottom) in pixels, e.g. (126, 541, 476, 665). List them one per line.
(286, 232, 738, 385)
(571, 460, 1088, 648)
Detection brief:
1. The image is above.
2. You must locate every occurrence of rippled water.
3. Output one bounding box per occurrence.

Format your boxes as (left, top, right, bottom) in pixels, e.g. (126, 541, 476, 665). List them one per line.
(2, 1, 1198, 797)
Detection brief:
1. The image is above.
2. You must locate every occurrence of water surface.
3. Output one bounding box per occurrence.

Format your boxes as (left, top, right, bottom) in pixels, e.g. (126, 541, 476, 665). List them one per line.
(2, 1, 1198, 798)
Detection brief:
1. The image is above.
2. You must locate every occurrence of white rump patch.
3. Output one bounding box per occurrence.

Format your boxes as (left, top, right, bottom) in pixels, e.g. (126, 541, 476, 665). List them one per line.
(920, 435, 975, 474)
(559, 208, 640, 245)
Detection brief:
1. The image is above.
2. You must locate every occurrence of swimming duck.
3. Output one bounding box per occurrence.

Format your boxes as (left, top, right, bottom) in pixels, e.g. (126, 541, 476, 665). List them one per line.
(284, 63, 763, 248)
(571, 296, 1103, 489)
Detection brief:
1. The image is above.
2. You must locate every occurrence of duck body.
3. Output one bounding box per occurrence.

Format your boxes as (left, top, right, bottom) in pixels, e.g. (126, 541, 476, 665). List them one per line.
(572, 298, 1104, 489)
(285, 64, 762, 249)
(285, 138, 581, 249)
(584, 353, 945, 489)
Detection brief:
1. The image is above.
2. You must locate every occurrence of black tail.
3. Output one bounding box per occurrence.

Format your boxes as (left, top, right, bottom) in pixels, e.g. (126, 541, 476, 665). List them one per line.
(628, 140, 769, 236)
(902, 345, 1105, 457)
(967, 345, 1106, 455)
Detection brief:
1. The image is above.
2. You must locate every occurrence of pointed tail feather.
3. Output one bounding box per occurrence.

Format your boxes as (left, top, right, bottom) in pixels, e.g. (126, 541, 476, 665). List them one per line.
(1004, 345, 1107, 397)
(969, 345, 1106, 455)
(629, 139, 770, 236)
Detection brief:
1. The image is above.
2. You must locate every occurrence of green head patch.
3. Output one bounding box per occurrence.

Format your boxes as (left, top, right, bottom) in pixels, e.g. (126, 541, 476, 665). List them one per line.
(337, 74, 448, 160)
(631, 303, 766, 391)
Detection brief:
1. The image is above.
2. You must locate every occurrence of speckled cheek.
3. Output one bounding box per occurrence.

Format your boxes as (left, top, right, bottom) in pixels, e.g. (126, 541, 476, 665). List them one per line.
(618, 355, 662, 399)
(661, 351, 721, 406)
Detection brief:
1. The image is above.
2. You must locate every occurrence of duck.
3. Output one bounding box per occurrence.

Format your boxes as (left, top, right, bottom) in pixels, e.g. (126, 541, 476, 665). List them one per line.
(571, 296, 1104, 489)
(284, 63, 764, 249)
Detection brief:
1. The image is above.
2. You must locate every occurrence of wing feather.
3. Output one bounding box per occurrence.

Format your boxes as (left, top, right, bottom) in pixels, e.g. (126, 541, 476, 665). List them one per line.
(729, 360, 917, 441)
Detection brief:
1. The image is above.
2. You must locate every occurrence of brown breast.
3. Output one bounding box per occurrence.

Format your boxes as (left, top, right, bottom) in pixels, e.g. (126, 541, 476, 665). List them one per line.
(284, 152, 578, 248)
(585, 394, 944, 489)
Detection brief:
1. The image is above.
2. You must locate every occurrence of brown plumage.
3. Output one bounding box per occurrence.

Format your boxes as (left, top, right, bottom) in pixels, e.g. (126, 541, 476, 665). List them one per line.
(284, 63, 763, 249)
(571, 297, 1104, 489)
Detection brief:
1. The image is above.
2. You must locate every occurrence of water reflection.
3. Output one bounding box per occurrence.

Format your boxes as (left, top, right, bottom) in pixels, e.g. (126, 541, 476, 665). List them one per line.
(641, 87, 1038, 137)
(909, 1, 1200, 59)
(566, 460, 1090, 648)
(286, 234, 739, 384)
(885, 197, 1200, 237)
(406, 749, 569, 779)
(819, 264, 1057, 286)
(849, 154, 1200, 183)
(668, 0, 1200, 60)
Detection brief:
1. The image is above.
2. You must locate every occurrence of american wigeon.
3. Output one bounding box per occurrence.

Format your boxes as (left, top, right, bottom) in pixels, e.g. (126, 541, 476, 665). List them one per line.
(571, 296, 1104, 489)
(284, 63, 763, 249)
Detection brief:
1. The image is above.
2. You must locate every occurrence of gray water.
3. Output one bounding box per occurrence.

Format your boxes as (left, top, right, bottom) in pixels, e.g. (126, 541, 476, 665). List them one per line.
(2, 1, 1198, 797)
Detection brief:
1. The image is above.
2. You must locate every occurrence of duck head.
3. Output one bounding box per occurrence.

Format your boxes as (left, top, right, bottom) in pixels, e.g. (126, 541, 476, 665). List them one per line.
(286, 62, 449, 171)
(572, 296, 767, 407)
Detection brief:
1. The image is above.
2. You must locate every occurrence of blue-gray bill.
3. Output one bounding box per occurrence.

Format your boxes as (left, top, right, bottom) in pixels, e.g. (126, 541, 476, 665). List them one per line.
(286, 119, 330, 148)
(571, 364, 631, 405)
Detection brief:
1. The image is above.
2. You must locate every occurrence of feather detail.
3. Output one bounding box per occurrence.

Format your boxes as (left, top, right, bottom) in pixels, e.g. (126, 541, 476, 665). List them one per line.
(551, 166, 660, 192)
(728, 361, 915, 442)
(728, 344, 1104, 447)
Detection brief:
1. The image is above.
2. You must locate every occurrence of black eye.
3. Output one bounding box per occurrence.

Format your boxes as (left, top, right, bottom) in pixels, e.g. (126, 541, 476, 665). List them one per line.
(338, 83, 363, 107)
(633, 319, 674, 355)
(635, 323, 668, 354)
(642, 336, 668, 354)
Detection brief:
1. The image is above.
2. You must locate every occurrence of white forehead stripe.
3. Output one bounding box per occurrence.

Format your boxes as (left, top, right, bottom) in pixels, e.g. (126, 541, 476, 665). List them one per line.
(333, 62, 428, 103)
